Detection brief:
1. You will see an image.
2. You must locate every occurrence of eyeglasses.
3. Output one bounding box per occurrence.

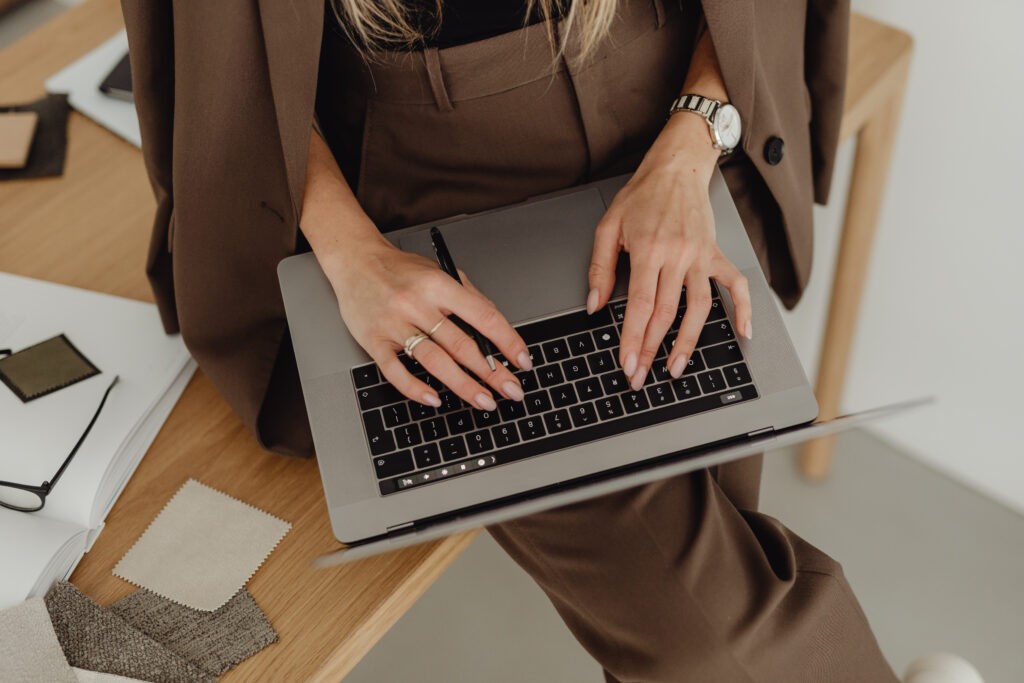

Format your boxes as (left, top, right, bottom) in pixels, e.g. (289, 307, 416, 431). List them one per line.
(0, 375, 119, 512)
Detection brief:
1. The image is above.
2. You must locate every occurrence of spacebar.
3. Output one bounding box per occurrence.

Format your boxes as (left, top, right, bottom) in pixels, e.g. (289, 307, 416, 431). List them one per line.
(379, 384, 758, 495)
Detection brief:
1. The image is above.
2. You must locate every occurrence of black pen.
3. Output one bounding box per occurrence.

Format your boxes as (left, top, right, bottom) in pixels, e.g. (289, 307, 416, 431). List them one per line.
(429, 227, 498, 371)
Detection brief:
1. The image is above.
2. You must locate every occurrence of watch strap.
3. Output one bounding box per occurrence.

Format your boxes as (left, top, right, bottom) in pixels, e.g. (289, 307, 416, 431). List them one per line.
(669, 94, 721, 121)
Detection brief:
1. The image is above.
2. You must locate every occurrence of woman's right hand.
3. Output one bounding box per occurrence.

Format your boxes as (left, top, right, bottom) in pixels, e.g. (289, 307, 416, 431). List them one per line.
(317, 236, 532, 411)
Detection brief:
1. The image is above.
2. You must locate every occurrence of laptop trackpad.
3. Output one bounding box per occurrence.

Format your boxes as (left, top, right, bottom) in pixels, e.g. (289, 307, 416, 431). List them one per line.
(398, 188, 624, 324)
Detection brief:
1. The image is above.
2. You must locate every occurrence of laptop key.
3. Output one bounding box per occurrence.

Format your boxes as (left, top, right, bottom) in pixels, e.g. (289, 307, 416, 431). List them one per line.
(698, 321, 735, 347)
(499, 400, 527, 422)
(697, 369, 727, 394)
(421, 416, 448, 441)
(374, 450, 414, 479)
(446, 410, 474, 434)
(569, 402, 599, 427)
(586, 349, 615, 375)
(567, 332, 596, 356)
(707, 299, 727, 321)
(413, 443, 441, 469)
(592, 326, 619, 350)
(382, 403, 410, 428)
(622, 390, 650, 414)
(543, 409, 572, 434)
(723, 363, 752, 387)
(671, 376, 701, 400)
(538, 365, 564, 388)
(646, 383, 673, 407)
(703, 342, 743, 368)
(357, 383, 404, 411)
(395, 423, 422, 448)
(550, 384, 578, 409)
(595, 396, 625, 420)
(517, 369, 539, 393)
(473, 409, 500, 429)
(437, 390, 463, 413)
(653, 363, 672, 382)
(561, 358, 590, 381)
(610, 300, 627, 325)
(684, 351, 706, 375)
(526, 390, 553, 415)
(517, 417, 547, 440)
(527, 345, 545, 367)
(439, 436, 467, 461)
(542, 339, 570, 364)
(352, 364, 380, 389)
(599, 372, 628, 395)
(491, 423, 521, 448)
(575, 377, 603, 401)
(467, 429, 494, 455)
(409, 401, 436, 421)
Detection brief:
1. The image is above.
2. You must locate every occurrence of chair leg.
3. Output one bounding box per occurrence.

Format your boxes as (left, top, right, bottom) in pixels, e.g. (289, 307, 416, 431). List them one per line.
(799, 79, 909, 480)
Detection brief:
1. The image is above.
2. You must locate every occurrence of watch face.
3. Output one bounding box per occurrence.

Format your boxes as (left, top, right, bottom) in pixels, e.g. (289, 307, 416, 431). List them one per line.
(714, 104, 742, 150)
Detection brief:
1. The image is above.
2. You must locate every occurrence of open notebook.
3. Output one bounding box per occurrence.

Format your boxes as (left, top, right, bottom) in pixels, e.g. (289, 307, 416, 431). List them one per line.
(0, 274, 195, 609)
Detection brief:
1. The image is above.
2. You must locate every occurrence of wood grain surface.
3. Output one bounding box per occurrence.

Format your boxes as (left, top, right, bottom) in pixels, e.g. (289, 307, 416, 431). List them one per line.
(0, 1, 477, 680)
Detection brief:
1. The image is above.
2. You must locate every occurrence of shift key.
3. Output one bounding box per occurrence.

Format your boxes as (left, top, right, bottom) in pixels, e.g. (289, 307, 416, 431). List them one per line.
(357, 383, 404, 410)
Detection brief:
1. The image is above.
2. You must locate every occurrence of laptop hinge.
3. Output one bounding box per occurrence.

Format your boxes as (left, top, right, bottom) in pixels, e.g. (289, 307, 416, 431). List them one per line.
(386, 521, 415, 533)
(747, 426, 774, 438)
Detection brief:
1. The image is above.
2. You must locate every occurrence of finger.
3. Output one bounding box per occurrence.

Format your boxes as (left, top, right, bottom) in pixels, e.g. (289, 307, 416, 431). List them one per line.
(618, 253, 661, 381)
(587, 213, 622, 314)
(406, 335, 499, 411)
(437, 276, 532, 371)
(373, 345, 443, 408)
(712, 256, 752, 340)
(668, 273, 713, 379)
(430, 319, 525, 402)
(633, 262, 686, 391)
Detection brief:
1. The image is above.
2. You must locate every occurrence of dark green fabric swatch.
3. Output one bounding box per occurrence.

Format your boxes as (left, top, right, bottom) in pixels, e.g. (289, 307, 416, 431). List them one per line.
(0, 334, 99, 402)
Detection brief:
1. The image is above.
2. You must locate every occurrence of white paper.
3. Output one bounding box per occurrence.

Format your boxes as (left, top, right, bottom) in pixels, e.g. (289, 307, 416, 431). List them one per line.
(45, 31, 140, 148)
(0, 509, 86, 609)
(0, 273, 193, 530)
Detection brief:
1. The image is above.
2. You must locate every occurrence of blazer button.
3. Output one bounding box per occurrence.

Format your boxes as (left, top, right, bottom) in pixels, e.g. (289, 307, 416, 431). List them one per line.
(764, 136, 785, 165)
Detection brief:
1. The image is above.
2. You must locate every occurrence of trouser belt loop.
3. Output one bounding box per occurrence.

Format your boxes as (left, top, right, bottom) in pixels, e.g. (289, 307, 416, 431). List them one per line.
(423, 48, 454, 112)
(652, 0, 667, 28)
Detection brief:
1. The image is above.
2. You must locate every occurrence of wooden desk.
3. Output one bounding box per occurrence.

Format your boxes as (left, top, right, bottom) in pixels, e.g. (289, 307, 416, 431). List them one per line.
(799, 14, 914, 479)
(0, 1, 475, 680)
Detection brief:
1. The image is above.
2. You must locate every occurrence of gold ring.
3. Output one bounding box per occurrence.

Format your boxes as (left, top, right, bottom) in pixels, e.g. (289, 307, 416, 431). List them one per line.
(427, 319, 445, 337)
(403, 333, 430, 358)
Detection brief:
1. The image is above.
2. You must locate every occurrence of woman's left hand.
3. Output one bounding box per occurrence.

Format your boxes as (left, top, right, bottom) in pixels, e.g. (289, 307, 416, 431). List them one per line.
(587, 113, 753, 392)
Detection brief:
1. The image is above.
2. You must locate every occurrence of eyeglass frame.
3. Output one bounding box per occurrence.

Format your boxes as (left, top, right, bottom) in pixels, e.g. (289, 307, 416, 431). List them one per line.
(0, 373, 119, 512)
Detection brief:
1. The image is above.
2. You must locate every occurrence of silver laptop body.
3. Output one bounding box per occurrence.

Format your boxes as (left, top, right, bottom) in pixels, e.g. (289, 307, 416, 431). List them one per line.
(279, 171, 921, 565)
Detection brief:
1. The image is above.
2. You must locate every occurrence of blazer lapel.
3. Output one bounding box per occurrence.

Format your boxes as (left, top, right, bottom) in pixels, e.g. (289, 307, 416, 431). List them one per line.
(256, 0, 325, 221)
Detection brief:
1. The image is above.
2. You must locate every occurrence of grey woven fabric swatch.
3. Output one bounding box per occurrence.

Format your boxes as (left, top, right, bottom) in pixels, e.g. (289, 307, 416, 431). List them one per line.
(0, 597, 77, 683)
(111, 588, 277, 675)
(44, 582, 215, 683)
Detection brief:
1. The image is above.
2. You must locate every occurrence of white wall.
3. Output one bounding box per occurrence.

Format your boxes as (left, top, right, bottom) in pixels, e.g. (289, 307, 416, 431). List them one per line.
(779, 1, 1024, 513)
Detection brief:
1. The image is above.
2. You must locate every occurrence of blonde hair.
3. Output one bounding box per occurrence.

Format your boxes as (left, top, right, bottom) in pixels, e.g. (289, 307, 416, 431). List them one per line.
(329, 0, 619, 65)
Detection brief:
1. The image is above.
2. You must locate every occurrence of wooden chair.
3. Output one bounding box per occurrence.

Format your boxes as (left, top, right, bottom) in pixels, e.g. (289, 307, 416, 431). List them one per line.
(798, 14, 914, 479)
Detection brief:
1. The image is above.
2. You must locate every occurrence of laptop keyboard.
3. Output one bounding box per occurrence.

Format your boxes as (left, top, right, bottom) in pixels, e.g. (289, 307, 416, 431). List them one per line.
(353, 282, 758, 496)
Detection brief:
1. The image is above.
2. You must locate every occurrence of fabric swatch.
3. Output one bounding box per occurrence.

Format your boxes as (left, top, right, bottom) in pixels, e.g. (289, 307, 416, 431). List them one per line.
(44, 581, 214, 683)
(0, 93, 69, 181)
(74, 668, 151, 682)
(0, 596, 78, 683)
(0, 333, 100, 402)
(113, 479, 291, 611)
(111, 588, 277, 675)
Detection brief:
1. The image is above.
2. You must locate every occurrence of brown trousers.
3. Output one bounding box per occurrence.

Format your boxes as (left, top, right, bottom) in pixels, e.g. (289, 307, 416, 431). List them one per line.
(317, 1, 897, 680)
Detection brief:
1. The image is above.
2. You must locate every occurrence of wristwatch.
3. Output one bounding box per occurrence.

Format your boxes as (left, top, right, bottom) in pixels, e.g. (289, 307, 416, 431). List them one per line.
(668, 94, 742, 155)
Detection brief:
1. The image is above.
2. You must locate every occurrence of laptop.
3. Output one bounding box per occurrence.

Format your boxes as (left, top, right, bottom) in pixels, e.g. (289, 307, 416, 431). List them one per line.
(278, 170, 925, 567)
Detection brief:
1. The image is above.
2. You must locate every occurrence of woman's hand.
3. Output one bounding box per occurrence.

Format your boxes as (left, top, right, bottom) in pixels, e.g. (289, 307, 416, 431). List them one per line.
(319, 236, 532, 411)
(587, 113, 753, 392)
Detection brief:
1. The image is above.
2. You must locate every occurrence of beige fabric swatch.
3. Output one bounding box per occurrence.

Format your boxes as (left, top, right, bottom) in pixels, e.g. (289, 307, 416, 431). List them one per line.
(113, 479, 290, 610)
(74, 668, 150, 682)
(0, 596, 77, 683)
(45, 581, 213, 683)
(111, 588, 277, 675)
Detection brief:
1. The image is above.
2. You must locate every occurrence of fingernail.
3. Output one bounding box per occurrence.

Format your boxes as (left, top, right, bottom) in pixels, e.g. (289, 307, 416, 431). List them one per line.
(502, 381, 525, 402)
(423, 392, 442, 408)
(517, 350, 533, 371)
(623, 351, 637, 377)
(744, 321, 753, 339)
(586, 288, 599, 315)
(630, 366, 646, 391)
(670, 355, 688, 379)
(475, 393, 497, 411)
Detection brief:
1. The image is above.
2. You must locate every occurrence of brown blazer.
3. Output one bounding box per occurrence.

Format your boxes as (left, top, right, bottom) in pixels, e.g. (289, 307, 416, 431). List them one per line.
(120, 0, 849, 455)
